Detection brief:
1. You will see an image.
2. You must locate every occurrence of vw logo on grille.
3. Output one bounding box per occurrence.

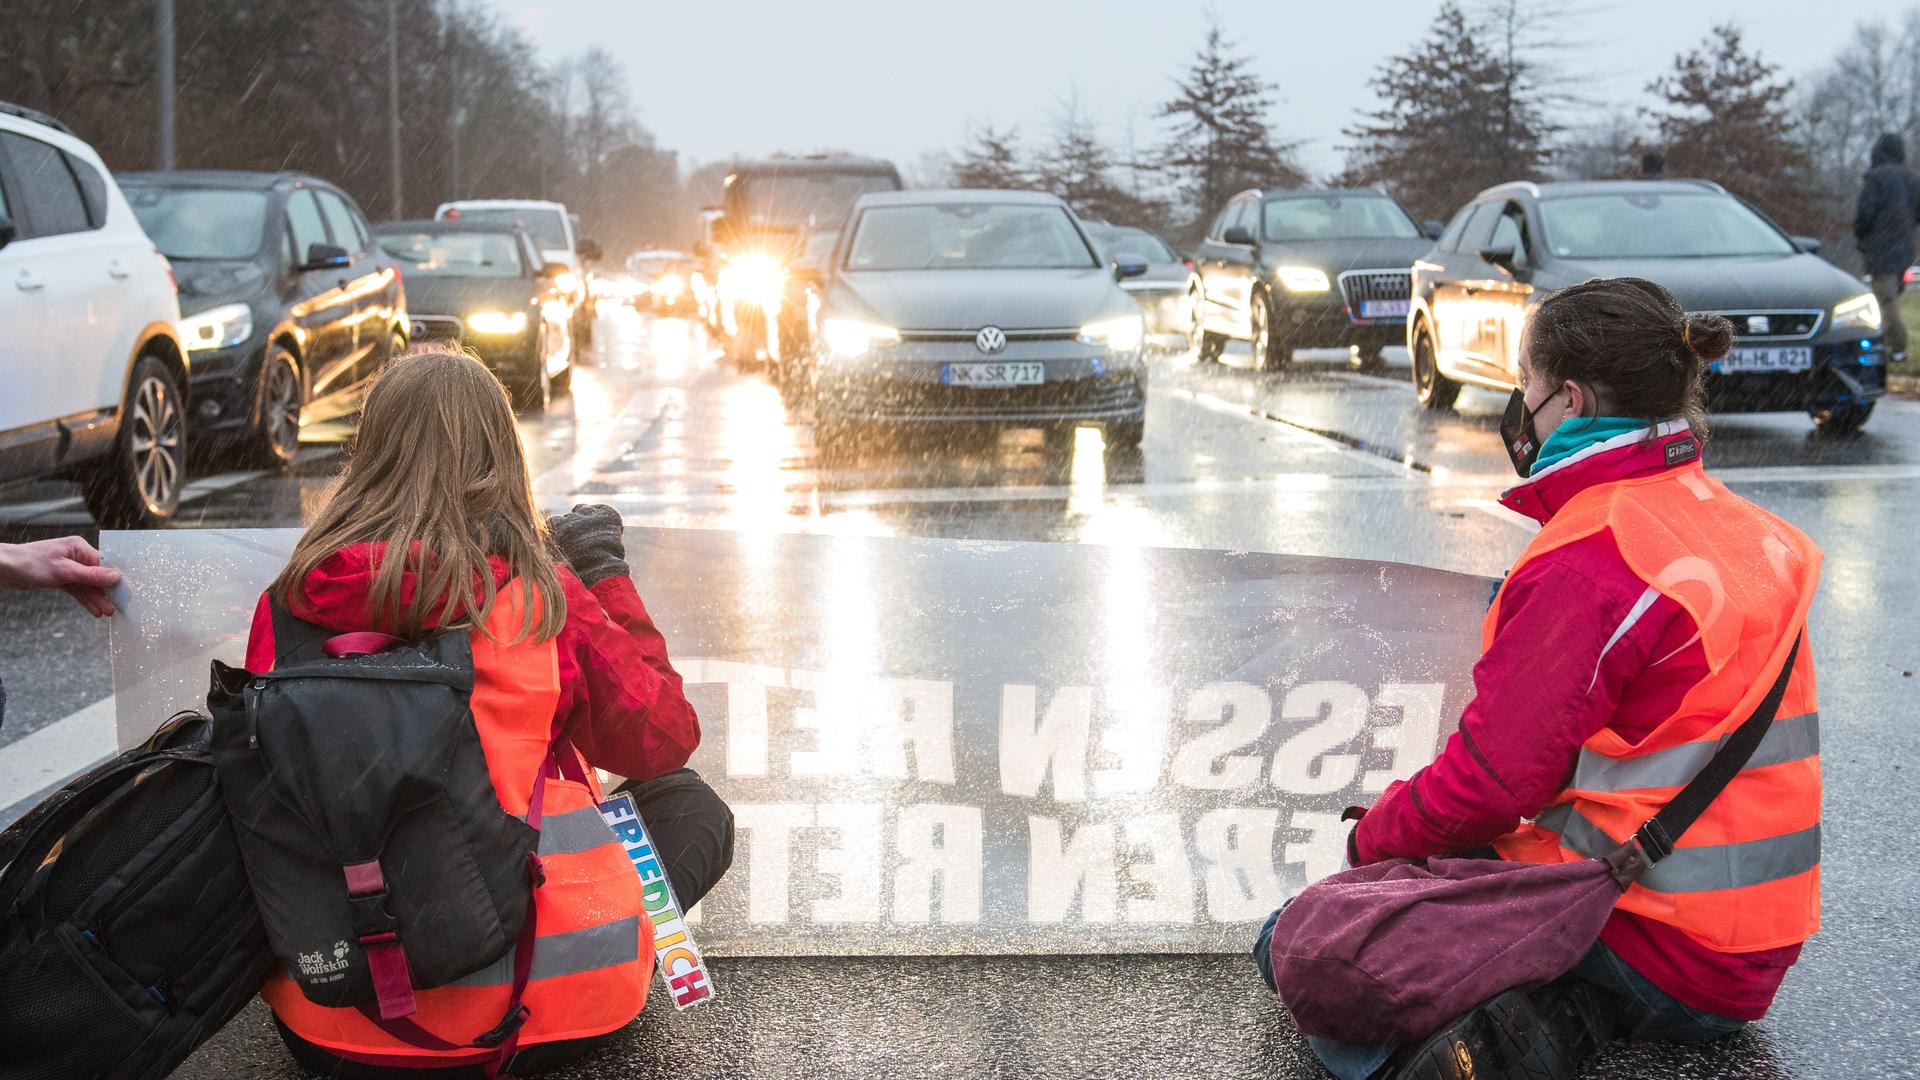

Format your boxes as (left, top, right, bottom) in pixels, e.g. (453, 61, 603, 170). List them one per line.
(974, 326, 1008, 354)
(411, 320, 431, 338)
(1747, 315, 1771, 336)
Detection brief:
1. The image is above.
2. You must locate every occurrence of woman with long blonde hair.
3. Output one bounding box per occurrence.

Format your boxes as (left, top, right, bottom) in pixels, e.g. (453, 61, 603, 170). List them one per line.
(243, 350, 732, 1077)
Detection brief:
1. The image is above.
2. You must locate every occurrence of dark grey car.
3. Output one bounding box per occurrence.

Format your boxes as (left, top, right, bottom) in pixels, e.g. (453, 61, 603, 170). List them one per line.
(1084, 222, 1201, 353)
(811, 190, 1149, 449)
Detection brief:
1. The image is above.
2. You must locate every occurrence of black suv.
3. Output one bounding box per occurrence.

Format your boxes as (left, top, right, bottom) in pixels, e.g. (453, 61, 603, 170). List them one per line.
(120, 171, 408, 465)
(1192, 188, 1439, 372)
(1410, 180, 1887, 432)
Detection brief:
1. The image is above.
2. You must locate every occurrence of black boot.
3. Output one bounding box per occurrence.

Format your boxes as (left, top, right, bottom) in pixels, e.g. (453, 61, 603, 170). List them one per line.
(1379, 981, 1614, 1080)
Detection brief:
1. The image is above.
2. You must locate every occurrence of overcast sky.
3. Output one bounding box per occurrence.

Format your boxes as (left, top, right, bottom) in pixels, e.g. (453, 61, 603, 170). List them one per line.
(490, 0, 1916, 181)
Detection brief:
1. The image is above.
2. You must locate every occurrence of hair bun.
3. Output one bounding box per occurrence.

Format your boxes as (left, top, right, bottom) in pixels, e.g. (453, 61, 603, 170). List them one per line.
(1681, 312, 1734, 363)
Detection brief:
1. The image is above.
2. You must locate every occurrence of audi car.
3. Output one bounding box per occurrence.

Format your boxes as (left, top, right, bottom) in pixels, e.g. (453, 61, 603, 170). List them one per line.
(809, 190, 1148, 450)
(1084, 221, 1200, 353)
(1409, 180, 1886, 432)
(1191, 187, 1439, 372)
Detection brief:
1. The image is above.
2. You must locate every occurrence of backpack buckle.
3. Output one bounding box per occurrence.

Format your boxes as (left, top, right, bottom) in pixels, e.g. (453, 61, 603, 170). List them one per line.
(344, 860, 399, 936)
(474, 1003, 531, 1048)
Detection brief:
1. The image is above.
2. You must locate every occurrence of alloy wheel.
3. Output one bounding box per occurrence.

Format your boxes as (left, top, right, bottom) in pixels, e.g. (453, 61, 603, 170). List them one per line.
(129, 373, 183, 512)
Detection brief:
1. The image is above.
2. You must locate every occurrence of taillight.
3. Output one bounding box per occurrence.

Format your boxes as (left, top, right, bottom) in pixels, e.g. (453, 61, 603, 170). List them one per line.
(1183, 258, 1194, 270)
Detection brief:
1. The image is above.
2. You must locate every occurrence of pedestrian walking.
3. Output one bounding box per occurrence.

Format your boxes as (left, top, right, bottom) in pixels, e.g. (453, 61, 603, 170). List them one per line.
(0, 536, 122, 731)
(1855, 132, 1920, 362)
(1255, 278, 1822, 1080)
(241, 350, 731, 1078)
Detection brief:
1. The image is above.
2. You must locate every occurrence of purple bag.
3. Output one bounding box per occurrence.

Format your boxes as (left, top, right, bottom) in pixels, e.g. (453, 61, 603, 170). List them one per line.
(1267, 635, 1800, 1046)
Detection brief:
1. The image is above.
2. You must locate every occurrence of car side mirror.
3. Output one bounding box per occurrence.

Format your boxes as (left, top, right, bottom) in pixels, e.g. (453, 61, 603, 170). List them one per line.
(1424, 219, 1445, 240)
(300, 243, 351, 271)
(1478, 246, 1518, 274)
(1791, 235, 1823, 254)
(1112, 252, 1151, 281)
(0, 214, 14, 252)
(1222, 225, 1255, 247)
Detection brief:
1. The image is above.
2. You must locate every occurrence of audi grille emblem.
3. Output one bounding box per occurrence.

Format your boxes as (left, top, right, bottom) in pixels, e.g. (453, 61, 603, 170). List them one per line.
(975, 326, 1008, 354)
(1747, 315, 1771, 336)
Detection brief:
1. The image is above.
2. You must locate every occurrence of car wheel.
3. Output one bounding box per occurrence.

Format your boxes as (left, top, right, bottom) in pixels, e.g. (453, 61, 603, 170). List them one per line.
(1197, 328, 1225, 364)
(1810, 401, 1874, 434)
(1250, 292, 1291, 372)
(385, 328, 406, 368)
(83, 355, 186, 529)
(239, 346, 303, 469)
(548, 330, 572, 396)
(1350, 344, 1387, 373)
(1412, 322, 1461, 411)
(511, 355, 551, 413)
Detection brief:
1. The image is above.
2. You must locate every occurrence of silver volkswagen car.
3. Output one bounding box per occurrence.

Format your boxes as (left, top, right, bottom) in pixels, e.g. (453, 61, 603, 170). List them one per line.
(810, 190, 1149, 450)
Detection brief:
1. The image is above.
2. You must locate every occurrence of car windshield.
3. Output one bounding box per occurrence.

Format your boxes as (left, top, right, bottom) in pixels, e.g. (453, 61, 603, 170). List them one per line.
(731, 173, 899, 230)
(1262, 197, 1420, 241)
(1538, 193, 1796, 258)
(847, 204, 1098, 271)
(377, 231, 525, 277)
(126, 187, 269, 260)
(445, 207, 568, 252)
(802, 230, 840, 262)
(1090, 227, 1177, 263)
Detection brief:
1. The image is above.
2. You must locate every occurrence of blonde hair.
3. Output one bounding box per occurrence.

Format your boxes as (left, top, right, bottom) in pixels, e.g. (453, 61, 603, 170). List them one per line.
(272, 350, 565, 642)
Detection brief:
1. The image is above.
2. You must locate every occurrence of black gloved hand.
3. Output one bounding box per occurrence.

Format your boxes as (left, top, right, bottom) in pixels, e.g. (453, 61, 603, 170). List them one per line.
(546, 503, 629, 587)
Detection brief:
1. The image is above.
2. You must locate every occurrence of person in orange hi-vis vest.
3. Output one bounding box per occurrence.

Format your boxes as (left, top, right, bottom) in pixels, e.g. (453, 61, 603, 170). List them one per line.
(243, 350, 733, 1078)
(1254, 278, 1821, 1080)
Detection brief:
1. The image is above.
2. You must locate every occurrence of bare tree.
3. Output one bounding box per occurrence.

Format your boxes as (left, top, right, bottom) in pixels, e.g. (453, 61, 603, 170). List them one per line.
(1155, 15, 1307, 238)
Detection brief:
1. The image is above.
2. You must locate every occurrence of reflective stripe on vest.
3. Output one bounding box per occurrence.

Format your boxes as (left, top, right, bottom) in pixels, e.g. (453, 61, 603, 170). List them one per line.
(1488, 460, 1823, 953)
(448, 915, 642, 987)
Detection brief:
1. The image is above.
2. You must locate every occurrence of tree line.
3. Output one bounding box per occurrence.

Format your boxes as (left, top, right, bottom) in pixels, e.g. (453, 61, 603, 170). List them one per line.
(0, 0, 690, 259)
(950, 2, 1916, 267)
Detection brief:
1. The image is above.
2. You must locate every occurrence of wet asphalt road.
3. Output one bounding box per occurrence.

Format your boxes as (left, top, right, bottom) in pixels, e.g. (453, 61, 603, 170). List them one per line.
(3, 308, 1917, 1078)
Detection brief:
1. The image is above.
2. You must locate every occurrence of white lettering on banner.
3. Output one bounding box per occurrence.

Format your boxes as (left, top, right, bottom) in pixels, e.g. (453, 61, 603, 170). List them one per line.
(1193, 808, 1287, 921)
(733, 802, 814, 923)
(812, 803, 884, 923)
(688, 661, 958, 784)
(864, 679, 957, 784)
(894, 804, 983, 923)
(788, 669, 862, 778)
(1285, 810, 1349, 883)
(1091, 688, 1171, 796)
(1169, 683, 1271, 791)
(1123, 814, 1194, 924)
(701, 660, 784, 777)
(1364, 683, 1445, 794)
(1271, 682, 1370, 794)
(999, 685, 1093, 801)
(1027, 816, 1118, 923)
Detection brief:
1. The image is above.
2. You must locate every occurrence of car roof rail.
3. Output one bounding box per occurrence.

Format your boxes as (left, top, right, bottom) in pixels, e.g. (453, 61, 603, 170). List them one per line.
(1231, 188, 1262, 202)
(1676, 178, 1728, 194)
(1480, 180, 1542, 199)
(0, 99, 76, 136)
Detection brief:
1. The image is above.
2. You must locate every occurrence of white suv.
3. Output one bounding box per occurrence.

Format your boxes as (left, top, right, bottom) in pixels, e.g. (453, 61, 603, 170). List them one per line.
(0, 103, 186, 527)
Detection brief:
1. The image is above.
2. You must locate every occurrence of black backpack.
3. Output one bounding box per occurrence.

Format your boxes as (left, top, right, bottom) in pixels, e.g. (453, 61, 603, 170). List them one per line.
(0, 711, 273, 1080)
(205, 601, 549, 1043)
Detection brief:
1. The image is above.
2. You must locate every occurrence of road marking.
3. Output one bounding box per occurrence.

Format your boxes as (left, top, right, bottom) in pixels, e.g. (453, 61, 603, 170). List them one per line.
(0, 470, 265, 527)
(0, 694, 117, 826)
(1163, 386, 1420, 475)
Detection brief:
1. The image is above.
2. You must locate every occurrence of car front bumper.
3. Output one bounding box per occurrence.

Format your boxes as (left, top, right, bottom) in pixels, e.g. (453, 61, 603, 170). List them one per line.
(817, 341, 1146, 425)
(1705, 335, 1887, 412)
(1271, 291, 1405, 349)
(183, 340, 266, 434)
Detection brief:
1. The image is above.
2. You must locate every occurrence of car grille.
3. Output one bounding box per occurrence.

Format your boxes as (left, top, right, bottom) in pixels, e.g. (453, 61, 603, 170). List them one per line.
(900, 328, 1079, 343)
(850, 376, 1144, 421)
(1337, 270, 1411, 310)
(1706, 310, 1824, 341)
(410, 315, 464, 345)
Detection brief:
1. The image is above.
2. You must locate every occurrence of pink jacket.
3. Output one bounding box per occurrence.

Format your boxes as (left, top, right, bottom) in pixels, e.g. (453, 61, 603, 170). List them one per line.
(1351, 423, 1801, 1020)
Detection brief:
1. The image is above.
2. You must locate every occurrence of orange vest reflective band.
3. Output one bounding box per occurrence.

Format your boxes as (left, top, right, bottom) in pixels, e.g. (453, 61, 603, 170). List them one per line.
(1490, 461, 1823, 954)
(265, 580, 652, 1061)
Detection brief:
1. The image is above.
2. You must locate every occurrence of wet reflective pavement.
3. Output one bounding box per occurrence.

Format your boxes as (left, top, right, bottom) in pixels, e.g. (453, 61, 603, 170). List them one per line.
(4, 309, 1917, 1077)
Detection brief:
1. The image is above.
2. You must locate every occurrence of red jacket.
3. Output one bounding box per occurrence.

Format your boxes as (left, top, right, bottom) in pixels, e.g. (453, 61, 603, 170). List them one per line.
(1352, 427, 1800, 1021)
(245, 544, 699, 783)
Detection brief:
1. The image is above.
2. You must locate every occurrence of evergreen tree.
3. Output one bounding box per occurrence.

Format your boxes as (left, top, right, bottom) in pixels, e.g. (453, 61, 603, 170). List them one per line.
(1641, 24, 1821, 234)
(1156, 17, 1306, 236)
(1340, 3, 1551, 220)
(950, 122, 1030, 190)
(1033, 95, 1160, 225)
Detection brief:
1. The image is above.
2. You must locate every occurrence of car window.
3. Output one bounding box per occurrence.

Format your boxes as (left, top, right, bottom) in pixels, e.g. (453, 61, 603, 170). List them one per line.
(1488, 203, 1526, 257)
(1458, 203, 1503, 253)
(1261, 196, 1421, 241)
(1436, 205, 1475, 252)
(1229, 201, 1257, 237)
(1206, 206, 1234, 241)
(63, 152, 108, 228)
(448, 207, 570, 252)
(846, 203, 1098, 271)
(376, 229, 525, 277)
(315, 190, 365, 254)
(126, 186, 270, 260)
(286, 188, 330, 263)
(0, 132, 93, 238)
(1103, 228, 1175, 262)
(1537, 193, 1797, 259)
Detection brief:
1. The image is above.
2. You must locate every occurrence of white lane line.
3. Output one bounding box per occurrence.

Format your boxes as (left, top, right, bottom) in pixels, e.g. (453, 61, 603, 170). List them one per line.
(1714, 463, 1920, 483)
(0, 694, 117, 820)
(1163, 386, 1417, 476)
(0, 470, 265, 526)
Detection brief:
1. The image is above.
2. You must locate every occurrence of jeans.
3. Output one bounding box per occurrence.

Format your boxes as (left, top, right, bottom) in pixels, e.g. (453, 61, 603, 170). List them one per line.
(1873, 272, 1907, 359)
(1252, 908, 1746, 1080)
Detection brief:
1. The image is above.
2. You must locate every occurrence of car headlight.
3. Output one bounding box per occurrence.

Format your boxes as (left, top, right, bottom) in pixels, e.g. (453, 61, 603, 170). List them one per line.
(551, 270, 581, 297)
(1273, 266, 1331, 293)
(1077, 315, 1145, 352)
(821, 318, 900, 358)
(467, 310, 530, 335)
(1833, 292, 1883, 332)
(720, 254, 786, 311)
(179, 302, 254, 351)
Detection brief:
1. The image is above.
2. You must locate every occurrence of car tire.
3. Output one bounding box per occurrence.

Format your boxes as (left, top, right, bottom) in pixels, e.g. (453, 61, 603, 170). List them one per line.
(1198, 329, 1226, 364)
(83, 355, 186, 529)
(1412, 322, 1462, 411)
(1250, 292, 1291, 372)
(1350, 344, 1387, 373)
(1810, 401, 1874, 434)
(239, 346, 303, 469)
(548, 330, 572, 397)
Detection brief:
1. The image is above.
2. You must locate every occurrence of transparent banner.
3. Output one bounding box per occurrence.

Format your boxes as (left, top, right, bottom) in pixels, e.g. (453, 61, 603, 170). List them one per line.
(105, 528, 1492, 956)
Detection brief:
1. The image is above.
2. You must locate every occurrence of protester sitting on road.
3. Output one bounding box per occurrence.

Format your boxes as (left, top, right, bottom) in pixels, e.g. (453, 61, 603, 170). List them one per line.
(1255, 278, 1822, 1080)
(0, 536, 122, 730)
(1855, 132, 1920, 363)
(242, 350, 732, 1078)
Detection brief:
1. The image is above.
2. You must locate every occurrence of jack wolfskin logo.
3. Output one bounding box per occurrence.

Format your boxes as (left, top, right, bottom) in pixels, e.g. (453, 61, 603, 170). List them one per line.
(297, 942, 352, 978)
(333, 940, 350, 960)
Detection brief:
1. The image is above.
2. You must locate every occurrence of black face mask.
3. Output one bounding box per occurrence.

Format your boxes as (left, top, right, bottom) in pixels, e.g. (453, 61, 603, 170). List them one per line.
(1500, 386, 1562, 478)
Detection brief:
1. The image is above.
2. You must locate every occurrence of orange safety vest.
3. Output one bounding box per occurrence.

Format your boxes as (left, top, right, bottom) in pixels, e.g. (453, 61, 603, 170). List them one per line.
(1491, 461, 1823, 954)
(265, 580, 652, 1063)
